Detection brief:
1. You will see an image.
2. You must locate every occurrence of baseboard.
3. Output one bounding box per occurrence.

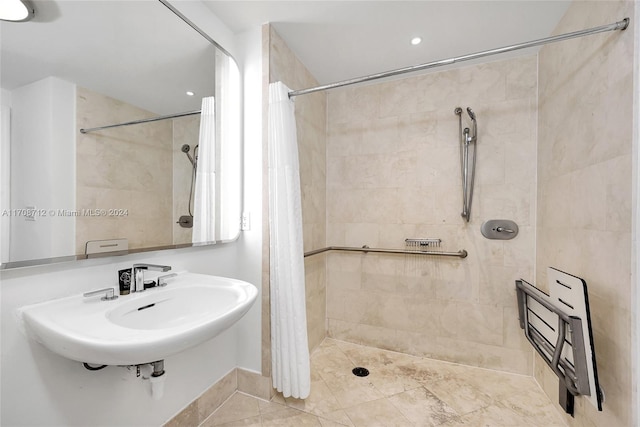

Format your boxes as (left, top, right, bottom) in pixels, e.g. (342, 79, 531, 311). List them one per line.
(164, 368, 272, 426)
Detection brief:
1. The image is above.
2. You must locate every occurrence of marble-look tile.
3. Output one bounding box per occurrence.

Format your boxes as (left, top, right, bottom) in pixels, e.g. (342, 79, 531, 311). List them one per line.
(343, 398, 413, 427)
(269, 392, 286, 406)
(323, 54, 535, 379)
(207, 393, 260, 426)
(388, 387, 460, 426)
(378, 78, 419, 118)
(536, 7, 634, 427)
(198, 369, 238, 422)
(393, 356, 454, 385)
(318, 418, 353, 427)
(237, 369, 272, 401)
(311, 342, 358, 379)
(603, 154, 632, 232)
(284, 379, 343, 416)
(185, 341, 566, 427)
(261, 407, 323, 426)
(505, 56, 538, 100)
(320, 371, 385, 409)
(76, 86, 173, 253)
(164, 401, 199, 427)
(421, 371, 493, 415)
(442, 302, 504, 347)
(328, 319, 399, 351)
(306, 256, 328, 353)
(340, 346, 422, 396)
(201, 415, 262, 427)
(258, 397, 287, 415)
(500, 389, 566, 426)
(457, 366, 535, 403)
(317, 409, 355, 427)
(453, 403, 532, 426)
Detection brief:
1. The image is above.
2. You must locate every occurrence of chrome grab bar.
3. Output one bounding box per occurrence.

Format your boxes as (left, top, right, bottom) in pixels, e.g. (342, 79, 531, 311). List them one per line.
(304, 246, 467, 259)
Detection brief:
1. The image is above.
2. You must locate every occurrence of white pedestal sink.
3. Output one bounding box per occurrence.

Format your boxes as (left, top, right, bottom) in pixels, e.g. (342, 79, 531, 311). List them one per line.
(18, 272, 258, 366)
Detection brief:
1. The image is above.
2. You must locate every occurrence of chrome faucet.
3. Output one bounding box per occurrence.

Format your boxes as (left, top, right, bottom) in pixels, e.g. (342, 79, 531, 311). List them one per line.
(132, 264, 172, 292)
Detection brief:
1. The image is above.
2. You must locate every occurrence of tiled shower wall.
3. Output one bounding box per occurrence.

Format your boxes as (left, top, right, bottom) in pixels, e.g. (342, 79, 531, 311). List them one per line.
(264, 4, 636, 422)
(77, 87, 197, 254)
(536, 0, 635, 425)
(325, 56, 538, 375)
(76, 86, 173, 253)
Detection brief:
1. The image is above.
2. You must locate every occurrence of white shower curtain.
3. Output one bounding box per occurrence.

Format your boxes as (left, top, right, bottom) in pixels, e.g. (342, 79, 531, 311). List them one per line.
(268, 81, 310, 399)
(193, 96, 216, 243)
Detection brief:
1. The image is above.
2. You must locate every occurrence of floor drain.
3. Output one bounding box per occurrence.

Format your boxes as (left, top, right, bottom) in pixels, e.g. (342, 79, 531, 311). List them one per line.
(352, 367, 369, 377)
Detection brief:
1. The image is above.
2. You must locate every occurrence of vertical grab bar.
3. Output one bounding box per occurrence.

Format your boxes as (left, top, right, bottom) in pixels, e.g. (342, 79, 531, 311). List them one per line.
(455, 107, 477, 222)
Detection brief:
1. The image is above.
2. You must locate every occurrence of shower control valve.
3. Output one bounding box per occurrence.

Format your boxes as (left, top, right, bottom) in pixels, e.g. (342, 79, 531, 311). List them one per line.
(480, 219, 519, 240)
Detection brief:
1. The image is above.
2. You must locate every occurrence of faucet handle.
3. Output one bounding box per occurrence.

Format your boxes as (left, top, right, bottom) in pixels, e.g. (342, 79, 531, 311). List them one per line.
(83, 287, 118, 301)
(157, 273, 178, 287)
(133, 264, 172, 272)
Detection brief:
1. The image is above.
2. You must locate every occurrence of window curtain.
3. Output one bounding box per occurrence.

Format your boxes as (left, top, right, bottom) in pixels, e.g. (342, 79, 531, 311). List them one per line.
(268, 81, 310, 399)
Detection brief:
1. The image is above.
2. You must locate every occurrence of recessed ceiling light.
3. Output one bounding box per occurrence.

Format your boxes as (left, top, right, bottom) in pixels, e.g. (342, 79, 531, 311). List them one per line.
(410, 37, 422, 46)
(0, 0, 35, 22)
(186, 91, 195, 96)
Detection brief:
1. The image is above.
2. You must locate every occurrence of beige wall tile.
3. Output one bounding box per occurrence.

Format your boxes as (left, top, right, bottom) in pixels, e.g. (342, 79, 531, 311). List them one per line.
(163, 401, 199, 427)
(326, 55, 537, 374)
(237, 368, 273, 401)
(266, 10, 635, 426)
(198, 369, 238, 422)
(204, 392, 260, 426)
(164, 369, 237, 427)
(536, 0, 635, 425)
(76, 86, 173, 254)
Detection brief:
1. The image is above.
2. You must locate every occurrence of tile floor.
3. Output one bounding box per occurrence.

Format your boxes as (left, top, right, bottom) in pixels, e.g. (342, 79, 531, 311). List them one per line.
(201, 339, 567, 426)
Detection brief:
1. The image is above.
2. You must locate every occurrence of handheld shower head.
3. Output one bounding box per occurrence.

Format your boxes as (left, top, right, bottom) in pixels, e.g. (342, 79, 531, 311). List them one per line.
(466, 108, 476, 121)
(181, 144, 196, 167)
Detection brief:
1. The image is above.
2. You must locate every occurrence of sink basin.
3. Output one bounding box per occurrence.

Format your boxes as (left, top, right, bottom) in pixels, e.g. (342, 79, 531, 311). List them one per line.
(18, 272, 258, 366)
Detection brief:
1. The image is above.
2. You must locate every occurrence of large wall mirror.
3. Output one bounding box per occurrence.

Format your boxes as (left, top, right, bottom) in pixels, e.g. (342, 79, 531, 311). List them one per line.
(0, 0, 242, 269)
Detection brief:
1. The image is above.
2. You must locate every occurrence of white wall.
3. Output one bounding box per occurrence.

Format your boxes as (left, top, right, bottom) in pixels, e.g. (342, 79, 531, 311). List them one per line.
(9, 77, 76, 263)
(234, 25, 263, 372)
(1, 247, 241, 426)
(1, 89, 12, 264)
(0, 2, 264, 426)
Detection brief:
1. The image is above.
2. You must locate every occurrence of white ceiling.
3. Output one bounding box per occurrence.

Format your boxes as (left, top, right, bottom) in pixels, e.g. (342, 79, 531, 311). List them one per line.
(1, 1, 572, 115)
(204, 1, 571, 86)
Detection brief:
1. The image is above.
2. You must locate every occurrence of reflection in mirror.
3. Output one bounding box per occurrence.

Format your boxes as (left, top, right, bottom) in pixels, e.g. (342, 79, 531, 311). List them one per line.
(0, 1, 242, 269)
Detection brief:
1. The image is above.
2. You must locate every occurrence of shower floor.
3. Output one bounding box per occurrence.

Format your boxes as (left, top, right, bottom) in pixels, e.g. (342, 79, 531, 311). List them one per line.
(201, 339, 567, 426)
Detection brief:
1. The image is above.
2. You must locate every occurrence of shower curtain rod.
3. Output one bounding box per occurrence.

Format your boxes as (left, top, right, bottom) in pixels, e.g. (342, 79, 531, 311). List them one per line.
(288, 17, 629, 98)
(79, 110, 201, 134)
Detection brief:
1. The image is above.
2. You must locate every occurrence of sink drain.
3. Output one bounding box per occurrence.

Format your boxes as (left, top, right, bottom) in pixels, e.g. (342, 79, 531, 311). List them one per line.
(352, 367, 369, 377)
